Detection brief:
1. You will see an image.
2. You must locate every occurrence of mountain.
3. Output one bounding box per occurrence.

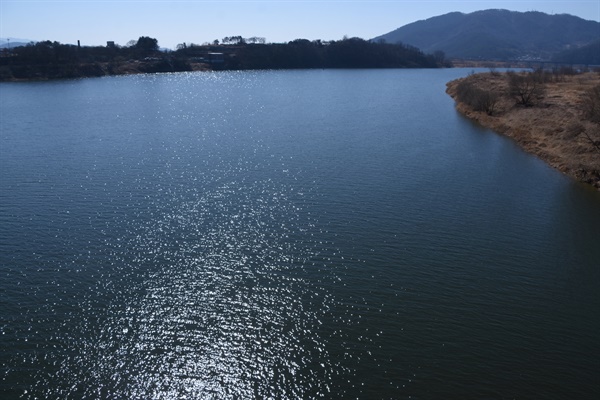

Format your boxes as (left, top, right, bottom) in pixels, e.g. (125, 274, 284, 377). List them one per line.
(373, 9, 600, 60)
(552, 39, 600, 65)
(0, 37, 35, 49)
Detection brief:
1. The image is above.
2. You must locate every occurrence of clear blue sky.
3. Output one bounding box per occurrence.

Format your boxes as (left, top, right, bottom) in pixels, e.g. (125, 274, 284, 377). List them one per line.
(1, 1, 599, 49)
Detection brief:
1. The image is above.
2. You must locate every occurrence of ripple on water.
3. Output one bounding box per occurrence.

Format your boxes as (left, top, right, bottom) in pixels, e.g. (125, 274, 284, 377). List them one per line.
(30, 178, 341, 399)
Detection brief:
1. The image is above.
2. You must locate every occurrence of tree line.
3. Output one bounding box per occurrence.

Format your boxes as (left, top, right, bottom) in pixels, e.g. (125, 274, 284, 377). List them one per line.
(0, 35, 448, 80)
(184, 37, 447, 69)
(1, 36, 161, 65)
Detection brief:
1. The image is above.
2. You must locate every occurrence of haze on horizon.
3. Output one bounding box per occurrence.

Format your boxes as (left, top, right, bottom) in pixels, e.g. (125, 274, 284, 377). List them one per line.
(1, 0, 599, 49)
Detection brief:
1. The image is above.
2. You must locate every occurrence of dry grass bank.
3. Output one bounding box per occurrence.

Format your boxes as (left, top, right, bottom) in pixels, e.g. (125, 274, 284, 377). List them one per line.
(446, 71, 600, 189)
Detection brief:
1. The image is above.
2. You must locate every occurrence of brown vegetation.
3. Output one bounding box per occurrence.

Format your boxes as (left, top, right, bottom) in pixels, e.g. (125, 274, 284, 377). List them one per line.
(447, 70, 600, 189)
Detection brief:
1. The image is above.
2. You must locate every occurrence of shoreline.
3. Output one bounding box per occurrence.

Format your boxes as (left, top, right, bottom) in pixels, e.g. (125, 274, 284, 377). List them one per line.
(0, 60, 211, 82)
(446, 71, 600, 190)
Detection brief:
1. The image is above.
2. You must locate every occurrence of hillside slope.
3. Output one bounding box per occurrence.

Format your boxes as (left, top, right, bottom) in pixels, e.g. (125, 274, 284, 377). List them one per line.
(374, 9, 600, 60)
(552, 39, 600, 65)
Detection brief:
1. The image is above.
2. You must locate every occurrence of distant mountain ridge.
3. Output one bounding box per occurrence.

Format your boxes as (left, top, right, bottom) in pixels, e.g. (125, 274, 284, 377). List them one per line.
(373, 9, 600, 61)
(0, 37, 34, 49)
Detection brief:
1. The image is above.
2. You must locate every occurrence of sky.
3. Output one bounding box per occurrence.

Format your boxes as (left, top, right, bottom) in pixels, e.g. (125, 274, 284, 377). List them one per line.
(1, 0, 599, 49)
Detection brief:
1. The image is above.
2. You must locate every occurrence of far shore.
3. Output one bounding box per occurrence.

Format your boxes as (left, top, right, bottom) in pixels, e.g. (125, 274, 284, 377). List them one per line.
(0, 59, 212, 82)
(446, 71, 600, 190)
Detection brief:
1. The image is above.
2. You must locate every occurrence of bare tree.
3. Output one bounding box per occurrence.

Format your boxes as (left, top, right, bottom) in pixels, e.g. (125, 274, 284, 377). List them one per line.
(455, 79, 500, 116)
(583, 84, 600, 124)
(582, 85, 600, 154)
(247, 37, 266, 44)
(507, 72, 545, 106)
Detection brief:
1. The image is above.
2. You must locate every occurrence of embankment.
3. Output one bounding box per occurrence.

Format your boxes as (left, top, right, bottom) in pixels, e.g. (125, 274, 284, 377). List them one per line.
(446, 71, 600, 189)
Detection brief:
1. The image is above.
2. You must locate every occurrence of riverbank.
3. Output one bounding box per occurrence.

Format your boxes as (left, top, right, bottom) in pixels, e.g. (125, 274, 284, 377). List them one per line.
(446, 71, 600, 189)
(0, 59, 213, 81)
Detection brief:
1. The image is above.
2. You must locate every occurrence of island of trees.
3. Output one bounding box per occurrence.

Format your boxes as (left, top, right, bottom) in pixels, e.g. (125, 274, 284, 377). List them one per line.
(0, 35, 449, 81)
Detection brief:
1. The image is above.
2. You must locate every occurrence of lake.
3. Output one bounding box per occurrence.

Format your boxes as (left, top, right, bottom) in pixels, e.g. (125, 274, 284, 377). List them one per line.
(1, 69, 599, 399)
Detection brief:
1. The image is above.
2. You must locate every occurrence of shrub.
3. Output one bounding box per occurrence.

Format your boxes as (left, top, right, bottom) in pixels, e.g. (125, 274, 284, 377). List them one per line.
(583, 84, 600, 124)
(508, 72, 545, 106)
(456, 79, 500, 115)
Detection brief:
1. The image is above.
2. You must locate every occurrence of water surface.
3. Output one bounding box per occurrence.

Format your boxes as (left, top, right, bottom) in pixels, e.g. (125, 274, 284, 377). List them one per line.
(1, 69, 599, 399)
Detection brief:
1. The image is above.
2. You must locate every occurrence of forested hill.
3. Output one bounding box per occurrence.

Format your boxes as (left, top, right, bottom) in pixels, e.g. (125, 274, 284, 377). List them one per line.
(208, 38, 441, 69)
(373, 9, 600, 61)
(0, 37, 443, 81)
(552, 39, 600, 65)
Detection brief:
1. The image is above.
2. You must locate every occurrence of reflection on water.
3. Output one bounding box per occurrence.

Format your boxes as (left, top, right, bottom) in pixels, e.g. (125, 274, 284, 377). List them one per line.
(1, 69, 599, 399)
(42, 179, 339, 399)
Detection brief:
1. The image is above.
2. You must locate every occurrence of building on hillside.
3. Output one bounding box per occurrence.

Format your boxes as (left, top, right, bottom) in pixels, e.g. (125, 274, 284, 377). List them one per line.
(208, 52, 224, 64)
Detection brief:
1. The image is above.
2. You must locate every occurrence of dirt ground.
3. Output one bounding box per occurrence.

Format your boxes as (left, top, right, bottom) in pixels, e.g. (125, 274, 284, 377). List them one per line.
(446, 72, 600, 189)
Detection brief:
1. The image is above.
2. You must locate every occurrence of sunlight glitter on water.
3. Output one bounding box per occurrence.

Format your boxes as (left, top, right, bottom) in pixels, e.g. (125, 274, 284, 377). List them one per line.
(40, 178, 340, 399)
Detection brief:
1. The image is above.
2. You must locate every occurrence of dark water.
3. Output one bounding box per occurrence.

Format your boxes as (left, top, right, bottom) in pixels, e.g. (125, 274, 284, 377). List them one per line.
(1, 69, 599, 399)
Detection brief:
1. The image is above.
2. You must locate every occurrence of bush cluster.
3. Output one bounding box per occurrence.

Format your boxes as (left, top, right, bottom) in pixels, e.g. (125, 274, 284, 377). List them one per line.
(584, 85, 600, 125)
(455, 79, 500, 115)
(506, 71, 546, 106)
